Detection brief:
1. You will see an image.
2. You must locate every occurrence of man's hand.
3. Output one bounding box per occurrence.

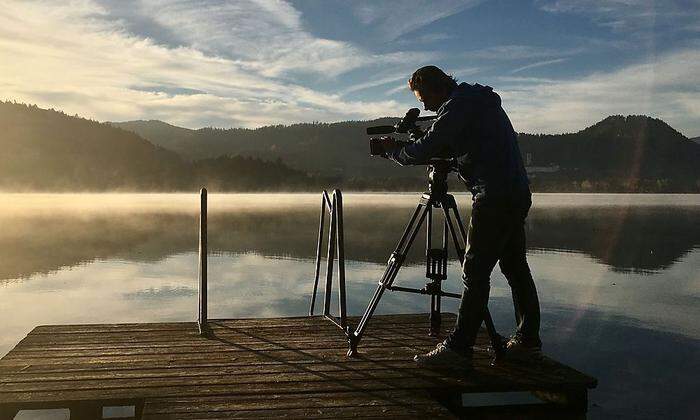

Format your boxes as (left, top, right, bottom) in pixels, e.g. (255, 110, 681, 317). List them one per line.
(409, 128, 424, 142)
(379, 136, 398, 153)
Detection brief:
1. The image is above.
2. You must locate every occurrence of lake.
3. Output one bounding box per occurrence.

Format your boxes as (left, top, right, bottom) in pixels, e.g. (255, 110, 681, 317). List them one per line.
(1, 192, 699, 419)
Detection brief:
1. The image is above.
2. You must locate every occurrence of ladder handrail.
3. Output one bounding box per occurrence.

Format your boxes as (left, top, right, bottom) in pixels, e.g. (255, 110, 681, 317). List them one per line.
(309, 189, 348, 332)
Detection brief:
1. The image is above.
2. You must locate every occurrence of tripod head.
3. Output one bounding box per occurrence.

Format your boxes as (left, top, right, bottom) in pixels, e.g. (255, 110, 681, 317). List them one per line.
(426, 159, 456, 199)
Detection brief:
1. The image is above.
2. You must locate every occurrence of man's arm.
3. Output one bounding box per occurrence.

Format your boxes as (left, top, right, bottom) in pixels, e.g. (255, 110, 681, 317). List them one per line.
(386, 107, 465, 166)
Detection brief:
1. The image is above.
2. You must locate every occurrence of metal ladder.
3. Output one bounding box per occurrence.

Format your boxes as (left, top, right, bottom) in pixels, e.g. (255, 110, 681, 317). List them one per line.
(309, 189, 349, 333)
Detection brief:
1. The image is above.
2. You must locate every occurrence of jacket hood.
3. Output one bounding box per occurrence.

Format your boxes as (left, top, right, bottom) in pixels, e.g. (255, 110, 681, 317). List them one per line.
(450, 82, 501, 107)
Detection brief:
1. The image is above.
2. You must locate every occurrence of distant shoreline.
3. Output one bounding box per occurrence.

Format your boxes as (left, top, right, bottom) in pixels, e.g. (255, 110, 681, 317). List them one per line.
(2, 190, 699, 196)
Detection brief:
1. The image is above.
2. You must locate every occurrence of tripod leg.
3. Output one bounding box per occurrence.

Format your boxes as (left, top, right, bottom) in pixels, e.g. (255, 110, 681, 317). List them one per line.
(426, 205, 441, 337)
(429, 292, 443, 337)
(443, 205, 465, 263)
(425, 205, 432, 279)
(429, 294, 436, 336)
(435, 218, 449, 335)
(451, 206, 469, 246)
(349, 203, 429, 356)
(433, 289, 442, 336)
(428, 217, 449, 337)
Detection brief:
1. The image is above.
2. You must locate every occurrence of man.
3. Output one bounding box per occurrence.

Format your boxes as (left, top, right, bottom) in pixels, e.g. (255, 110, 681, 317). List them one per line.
(379, 65, 542, 367)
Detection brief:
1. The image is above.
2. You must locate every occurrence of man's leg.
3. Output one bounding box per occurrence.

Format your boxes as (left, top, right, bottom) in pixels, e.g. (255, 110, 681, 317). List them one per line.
(498, 212, 542, 348)
(446, 204, 510, 351)
(414, 204, 509, 367)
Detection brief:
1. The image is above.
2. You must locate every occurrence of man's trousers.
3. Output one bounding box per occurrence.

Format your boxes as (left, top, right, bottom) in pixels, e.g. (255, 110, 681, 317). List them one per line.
(446, 195, 542, 350)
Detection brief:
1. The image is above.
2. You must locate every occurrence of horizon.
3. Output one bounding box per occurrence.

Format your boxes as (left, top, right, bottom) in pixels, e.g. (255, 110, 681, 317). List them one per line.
(111, 113, 699, 138)
(1, 1, 699, 136)
(7, 100, 698, 139)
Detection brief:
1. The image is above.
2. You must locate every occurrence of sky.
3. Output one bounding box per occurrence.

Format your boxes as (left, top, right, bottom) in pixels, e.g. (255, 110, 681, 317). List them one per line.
(1, 0, 699, 135)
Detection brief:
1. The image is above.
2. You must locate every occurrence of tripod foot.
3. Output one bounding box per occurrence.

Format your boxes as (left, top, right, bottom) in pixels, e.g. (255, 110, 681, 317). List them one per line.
(429, 309, 441, 337)
(428, 326, 441, 337)
(489, 333, 507, 366)
(347, 334, 359, 358)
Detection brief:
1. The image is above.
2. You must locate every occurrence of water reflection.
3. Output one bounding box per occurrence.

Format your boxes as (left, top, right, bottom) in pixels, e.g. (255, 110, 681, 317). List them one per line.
(1, 194, 699, 282)
(529, 299, 700, 420)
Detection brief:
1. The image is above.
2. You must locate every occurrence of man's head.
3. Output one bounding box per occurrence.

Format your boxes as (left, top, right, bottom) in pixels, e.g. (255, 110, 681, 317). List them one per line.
(408, 65, 458, 112)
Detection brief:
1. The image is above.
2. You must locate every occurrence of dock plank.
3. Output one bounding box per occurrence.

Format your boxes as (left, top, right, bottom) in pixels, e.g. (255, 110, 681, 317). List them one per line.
(0, 314, 597, 418)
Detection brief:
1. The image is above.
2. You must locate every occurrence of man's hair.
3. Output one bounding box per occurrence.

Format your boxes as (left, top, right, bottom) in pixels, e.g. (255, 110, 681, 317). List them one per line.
(408, 65, 458, 93)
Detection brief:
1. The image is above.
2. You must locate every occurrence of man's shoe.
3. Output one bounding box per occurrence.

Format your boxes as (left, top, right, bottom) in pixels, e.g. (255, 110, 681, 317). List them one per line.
(413, 340, 473, 369)
(505, 333, 543, 361)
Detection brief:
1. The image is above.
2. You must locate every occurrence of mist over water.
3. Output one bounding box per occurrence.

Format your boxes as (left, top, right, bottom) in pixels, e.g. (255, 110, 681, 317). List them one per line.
(0, 193, 698, 419)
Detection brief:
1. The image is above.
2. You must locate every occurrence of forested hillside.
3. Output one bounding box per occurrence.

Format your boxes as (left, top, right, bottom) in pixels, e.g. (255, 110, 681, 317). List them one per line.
(518, 115, 700, 192)
(111, 119, 425, 181)
(116, 114, 700, 192)
(3, 101, 699, 192)
(0, 102, 187, 190)
(0, 102, 319, 191)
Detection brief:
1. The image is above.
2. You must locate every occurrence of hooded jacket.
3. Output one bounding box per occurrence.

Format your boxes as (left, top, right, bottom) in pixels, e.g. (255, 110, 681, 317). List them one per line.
(389, 82, 530, 203)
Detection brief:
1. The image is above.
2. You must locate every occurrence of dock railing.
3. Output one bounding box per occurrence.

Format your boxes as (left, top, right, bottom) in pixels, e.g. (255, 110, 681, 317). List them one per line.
(309, 189, 348, 332)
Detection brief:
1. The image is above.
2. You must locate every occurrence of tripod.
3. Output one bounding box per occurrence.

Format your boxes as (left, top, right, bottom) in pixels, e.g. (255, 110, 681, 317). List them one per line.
(346, 161, 506, 361)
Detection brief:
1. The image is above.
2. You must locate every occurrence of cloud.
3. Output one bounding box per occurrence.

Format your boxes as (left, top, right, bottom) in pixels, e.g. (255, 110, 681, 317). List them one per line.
(415, 32, 453, 43)
(450, 66, 482, 79)
(1, 0, 698, 135)
(90, 0, 371, 78)
(537, 0, 700, 35)
(497, 47, 700, 135)
(0, 0, 409, 128)
(350, 0, 484, 41)
(511, 58, 568, 74)
(465, 44, 580, 61)
(340, 73, 410, 96)
(385, 84, 412, 97)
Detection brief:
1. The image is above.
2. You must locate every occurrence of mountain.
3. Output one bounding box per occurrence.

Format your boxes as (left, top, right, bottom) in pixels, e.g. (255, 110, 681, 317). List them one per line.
(111, 120, 198, 153)
(115, 114, 700, 192)
(691, 136, 700, 145)
(110, 119, 425, 181)
(518, 115, 700, 191)
(0, 102, 319, 191)
(0, 102, 188, 190)
(4, 101, 699, 192)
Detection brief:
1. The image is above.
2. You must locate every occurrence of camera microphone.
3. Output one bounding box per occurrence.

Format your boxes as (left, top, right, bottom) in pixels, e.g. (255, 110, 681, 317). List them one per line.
(404, 108, 420, 121)
(366, 125, 396, 135)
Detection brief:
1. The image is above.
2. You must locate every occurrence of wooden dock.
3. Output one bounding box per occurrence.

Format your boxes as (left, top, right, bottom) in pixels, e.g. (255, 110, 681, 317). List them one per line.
(0, 313, 597, 419)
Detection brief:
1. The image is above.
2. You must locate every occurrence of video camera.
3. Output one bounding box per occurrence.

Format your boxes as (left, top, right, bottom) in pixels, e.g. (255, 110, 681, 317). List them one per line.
(366, 108, 437, 156)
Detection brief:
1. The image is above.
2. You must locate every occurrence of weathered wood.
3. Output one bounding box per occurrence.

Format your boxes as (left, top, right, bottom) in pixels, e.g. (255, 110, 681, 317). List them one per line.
(141, 405, 452, 419)
(0, 314, 597, 418)
(0, 361, 457, 384)
(22, 327, 450, 343)
(28, 313, 449, 334)
(16, 324, 459, 345)
(4, 328, 458, 351)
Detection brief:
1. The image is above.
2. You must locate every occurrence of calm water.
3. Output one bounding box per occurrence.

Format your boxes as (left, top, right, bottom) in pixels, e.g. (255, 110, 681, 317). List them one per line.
(1, 193, 699, 419)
